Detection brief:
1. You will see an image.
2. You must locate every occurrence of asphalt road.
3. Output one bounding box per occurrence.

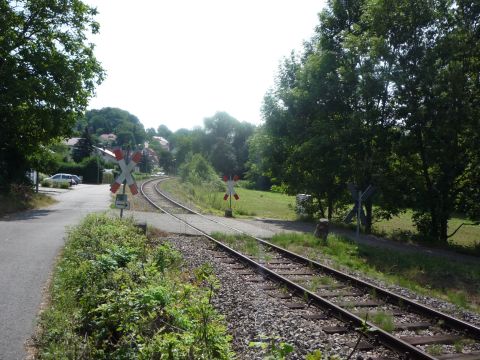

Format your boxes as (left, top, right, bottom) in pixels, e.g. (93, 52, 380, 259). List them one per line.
(0, 184, 111, 360)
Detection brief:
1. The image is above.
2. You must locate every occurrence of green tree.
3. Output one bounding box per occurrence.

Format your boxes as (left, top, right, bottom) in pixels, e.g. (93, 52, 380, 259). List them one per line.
(364, 0, 480, 242)
(145, 127, 157, 140)
(0, 0, 104, 192)
(157, 124, 173, 140)
(83, 107, 146, 145)
(203, 112, 255, 177)
(72, 126, 94, 163)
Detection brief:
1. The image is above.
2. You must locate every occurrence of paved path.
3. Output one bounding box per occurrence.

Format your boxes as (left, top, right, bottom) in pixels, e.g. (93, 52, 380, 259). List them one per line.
(0, 185, 111, 360)
(127, 211, 479, 265)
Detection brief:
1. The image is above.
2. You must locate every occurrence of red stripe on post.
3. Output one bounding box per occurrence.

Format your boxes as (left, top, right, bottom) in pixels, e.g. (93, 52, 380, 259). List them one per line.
(110, 182, 121, 193)
(129, 183, 138, 195)
(113, 149, 124, 161)
(223, 194, 229, 200)
(234, 193, 239, 200)
(223, 176, 228, 182)
(233, 175, 239, 181)
(131, 151, 142, 164)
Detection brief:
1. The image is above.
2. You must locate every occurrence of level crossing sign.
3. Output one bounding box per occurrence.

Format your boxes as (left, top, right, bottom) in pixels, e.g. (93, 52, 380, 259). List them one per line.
(110, 149, 142, 195)
(223, 175, 240, 201)
(344, 184, 376, 224)
(344, 183, 376, 238)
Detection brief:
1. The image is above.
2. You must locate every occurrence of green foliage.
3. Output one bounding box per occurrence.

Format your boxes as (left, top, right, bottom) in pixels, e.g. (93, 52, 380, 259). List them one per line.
(179, 154, 224, 190)
(369, 312, 395, 333)
(82, 107, 146, 147)
(258, 0, 480, 243)
(268, 232, 480, 312)
(249, 335, 294, 360)
(56, 156, 103, 184)
(102, 172, 114, 184)
(168, 112, 255, 178)
(160, 177, 297, 219)
(72, 127, 94, 163)
(59, 182, 70, 189)
(0, 0, 104, 193)
(37, 214, 233, 359)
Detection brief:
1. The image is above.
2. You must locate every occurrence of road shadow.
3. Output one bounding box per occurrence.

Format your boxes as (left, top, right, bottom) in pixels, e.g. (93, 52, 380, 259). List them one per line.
(0, 209, 54, 222)
(252, 218, 316, 233)
(255, 219, 480, 264)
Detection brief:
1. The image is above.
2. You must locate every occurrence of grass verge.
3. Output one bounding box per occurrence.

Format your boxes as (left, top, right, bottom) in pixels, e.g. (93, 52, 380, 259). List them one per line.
(373, 209, 480, 249)
(268, 232, 480, 313)
(0, 192, 56, 217)
(36, 214, 233, 359)
(159, 178, 297, 219)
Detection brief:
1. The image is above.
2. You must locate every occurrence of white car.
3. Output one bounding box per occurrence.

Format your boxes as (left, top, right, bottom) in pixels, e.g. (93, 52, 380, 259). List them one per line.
(46, 173, 78, 185)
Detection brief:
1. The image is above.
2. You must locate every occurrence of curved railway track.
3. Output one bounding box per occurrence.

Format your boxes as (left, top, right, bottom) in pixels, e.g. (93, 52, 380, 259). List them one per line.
(140, 177, 480, 360)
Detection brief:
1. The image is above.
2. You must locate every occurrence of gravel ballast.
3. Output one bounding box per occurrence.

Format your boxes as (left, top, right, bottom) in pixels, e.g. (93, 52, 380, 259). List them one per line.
(166, 234, 401, 359)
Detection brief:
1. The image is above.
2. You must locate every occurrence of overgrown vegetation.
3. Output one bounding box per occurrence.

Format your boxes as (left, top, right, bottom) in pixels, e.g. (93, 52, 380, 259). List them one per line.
(0, 185, 56, 217)
(268, 232, 480, 312)
(255, 0, 480, 245)
(160, 177, 296, 219)
(36, 214, 233, 359)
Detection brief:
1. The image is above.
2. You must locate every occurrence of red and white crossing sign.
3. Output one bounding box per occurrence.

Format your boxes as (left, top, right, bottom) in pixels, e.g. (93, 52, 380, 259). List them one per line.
(110, 149, 142, 195)
(223, 175, 239, 201)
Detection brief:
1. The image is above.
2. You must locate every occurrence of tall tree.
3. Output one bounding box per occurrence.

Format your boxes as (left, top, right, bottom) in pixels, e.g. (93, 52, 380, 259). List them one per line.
(72, 126, 94, 163)
(0, 0, 104, 192)
(364, 0, 480, 242)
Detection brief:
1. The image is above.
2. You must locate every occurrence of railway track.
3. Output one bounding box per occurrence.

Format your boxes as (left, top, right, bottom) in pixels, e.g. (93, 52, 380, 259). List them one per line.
(140, 178, 480, 360)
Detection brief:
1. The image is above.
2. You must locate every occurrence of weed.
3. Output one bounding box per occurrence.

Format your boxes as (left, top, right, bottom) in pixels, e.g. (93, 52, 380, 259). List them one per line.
(346, 315, 375, 359)
(249, 334, 294, 360)
(370, 312, 395, 333)
(306, 350, 323, 359)
(427, 344, 443, 356)
(454, 339, 474, 353)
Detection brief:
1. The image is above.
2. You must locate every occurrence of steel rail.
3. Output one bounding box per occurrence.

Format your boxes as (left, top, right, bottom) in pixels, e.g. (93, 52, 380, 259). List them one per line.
(142, 178, 480, 359)
(149, 178, 480, 341)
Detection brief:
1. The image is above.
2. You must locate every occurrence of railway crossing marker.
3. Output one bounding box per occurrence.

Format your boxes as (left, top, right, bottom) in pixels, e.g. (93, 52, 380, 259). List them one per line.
(110, 149, 142, 218)
(223, 175, 239, 217)
(344, 184, 376, 238)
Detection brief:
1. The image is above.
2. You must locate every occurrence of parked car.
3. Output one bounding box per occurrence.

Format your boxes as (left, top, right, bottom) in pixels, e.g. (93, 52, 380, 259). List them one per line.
(46, 173, 78, 185)
(71, 174, 82, 184)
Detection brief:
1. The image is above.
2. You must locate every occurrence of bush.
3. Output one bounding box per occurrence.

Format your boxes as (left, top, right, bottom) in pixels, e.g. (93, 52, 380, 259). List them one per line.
(56, 156, 103, 184)
(59, 182, 70, 189)
(37, 214, 233, 359)
(102, 172, 114, 184)
(80, 156, 103, 184)
(41, 179, 51, 187)
(179, 154, 224, 190)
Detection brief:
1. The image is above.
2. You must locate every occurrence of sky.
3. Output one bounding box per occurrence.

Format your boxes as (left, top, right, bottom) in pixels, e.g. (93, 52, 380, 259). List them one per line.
(85, 1, 327, 132)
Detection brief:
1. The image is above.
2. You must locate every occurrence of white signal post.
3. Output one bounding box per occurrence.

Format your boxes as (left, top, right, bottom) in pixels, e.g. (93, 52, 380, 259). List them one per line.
(223, 175, 239, 217)
(110, 149, 142, 218)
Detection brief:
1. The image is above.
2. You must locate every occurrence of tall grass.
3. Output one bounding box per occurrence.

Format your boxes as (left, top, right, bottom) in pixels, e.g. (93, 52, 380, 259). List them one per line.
(268, 232, 480, 312)
(0, 190, 56, 217)
(160, 178, 296, 219)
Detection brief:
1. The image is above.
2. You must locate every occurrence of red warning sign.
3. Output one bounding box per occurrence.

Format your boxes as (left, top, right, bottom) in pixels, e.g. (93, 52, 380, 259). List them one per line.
(110, 149, 142, 195)
(223, 175, 239, 201)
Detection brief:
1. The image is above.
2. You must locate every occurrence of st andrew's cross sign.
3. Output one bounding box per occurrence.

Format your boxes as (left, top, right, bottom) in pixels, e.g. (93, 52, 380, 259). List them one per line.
(110, 149, 142, 195)
(223, 175, 240, 201)
(344, 183, 376, 230)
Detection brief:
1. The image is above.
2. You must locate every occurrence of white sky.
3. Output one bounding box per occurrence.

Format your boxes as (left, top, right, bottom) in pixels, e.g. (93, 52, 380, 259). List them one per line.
(86, 1, 326, 132)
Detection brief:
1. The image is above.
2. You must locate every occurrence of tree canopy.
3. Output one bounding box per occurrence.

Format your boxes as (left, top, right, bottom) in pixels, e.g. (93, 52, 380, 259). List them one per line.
(257, 0, 480, 243)
(0, 0, 104, 192)
(80, 107, 147, 147)
(164, 112, 255, 178)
